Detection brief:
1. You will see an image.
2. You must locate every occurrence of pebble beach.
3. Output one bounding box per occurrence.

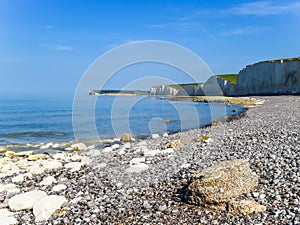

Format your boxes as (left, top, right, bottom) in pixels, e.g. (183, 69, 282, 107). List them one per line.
(0, 95, 299, 224)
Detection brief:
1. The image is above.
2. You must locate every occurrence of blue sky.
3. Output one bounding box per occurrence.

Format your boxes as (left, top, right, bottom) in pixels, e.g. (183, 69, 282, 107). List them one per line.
(1, 0, 300, 99)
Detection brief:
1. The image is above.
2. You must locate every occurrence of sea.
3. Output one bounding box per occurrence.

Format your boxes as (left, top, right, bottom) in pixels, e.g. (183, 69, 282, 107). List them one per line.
(0, 96, 244, 146)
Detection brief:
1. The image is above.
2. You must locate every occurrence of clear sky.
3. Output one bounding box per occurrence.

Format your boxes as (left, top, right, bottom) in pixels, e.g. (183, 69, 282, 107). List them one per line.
(1, 0, 300, 99)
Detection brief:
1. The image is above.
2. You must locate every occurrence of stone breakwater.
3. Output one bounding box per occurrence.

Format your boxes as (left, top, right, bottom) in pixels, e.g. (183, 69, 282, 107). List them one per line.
(0, 96, 299, 224)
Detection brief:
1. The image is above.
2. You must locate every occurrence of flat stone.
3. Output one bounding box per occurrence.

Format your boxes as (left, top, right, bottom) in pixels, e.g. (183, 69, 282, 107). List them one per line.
(40, 143, 53, 149)
(161, 148, 174, 154)
(64, 162, 83, 172)
(5, 150, 33, 158)
(0, 184, 16, 193)
(111, 144, 120, 150)
(71, 143, 88, 151)
(0, 209, 17, 225)
(52, 153, 67, 161)
(12, 174, 25, 183)
(151, 134, 160, 139)
(6, 188, 21, 196)
(187, 159, 258, 207)
(40, 176, 57, 186)
(228, 200, 266, 214)
(102, 147, 112, 153)
(51, 184, 67, 192)
(28, 154, 46, 161)
(70, 154, 82, 161)
(42, 160, 62, 170)
(143, 149, 161, 157)
(33, 195, 67, 222)
(86, 149, 101, 157)
(157, 204, 167, 212)
(123, 142, 131, 149)
(95, 163, 107, 169)
(70, 197, 83, 204)
(130, 157, 145, 165)
(81, 156, 92, 165)
(27, 164, 45, 175)
(8, 190, 47, 211)
(125, 163, 149, 173)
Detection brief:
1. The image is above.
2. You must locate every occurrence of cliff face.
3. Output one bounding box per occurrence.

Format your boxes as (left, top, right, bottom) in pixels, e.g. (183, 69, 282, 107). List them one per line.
(215, 77, 236, 96)
(150, 85, 204, 96)
(236, 59, 300, 96)
(150, 58, 300, 97)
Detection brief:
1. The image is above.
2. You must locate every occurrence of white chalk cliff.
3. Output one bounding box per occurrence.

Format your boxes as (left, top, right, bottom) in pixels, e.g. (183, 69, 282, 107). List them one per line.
(150, 58, 300, 96)
(235, 59, 300, 96)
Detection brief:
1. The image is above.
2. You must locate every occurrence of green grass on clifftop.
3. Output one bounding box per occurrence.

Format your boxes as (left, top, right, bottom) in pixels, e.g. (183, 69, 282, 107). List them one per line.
(216, 74, 239, 85)
(168, 83, 201, 89)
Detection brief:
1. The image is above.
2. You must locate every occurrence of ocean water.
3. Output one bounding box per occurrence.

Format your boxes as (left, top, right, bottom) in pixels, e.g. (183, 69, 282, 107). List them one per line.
(0, 96, 244, 146)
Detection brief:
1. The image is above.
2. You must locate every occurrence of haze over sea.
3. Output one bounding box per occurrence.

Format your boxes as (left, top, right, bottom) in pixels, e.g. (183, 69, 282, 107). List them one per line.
(0, 96, 243, 146)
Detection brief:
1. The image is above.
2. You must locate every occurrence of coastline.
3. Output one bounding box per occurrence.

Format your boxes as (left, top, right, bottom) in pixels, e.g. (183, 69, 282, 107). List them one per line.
(0, 96, 299, 224)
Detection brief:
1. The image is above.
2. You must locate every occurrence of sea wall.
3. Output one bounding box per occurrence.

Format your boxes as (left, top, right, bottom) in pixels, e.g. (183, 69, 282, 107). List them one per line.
(235, 59, 300, 96)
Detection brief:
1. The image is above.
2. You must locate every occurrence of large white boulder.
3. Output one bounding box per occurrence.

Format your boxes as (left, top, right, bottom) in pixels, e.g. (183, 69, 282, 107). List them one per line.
(0, 209, 17, 225)
(8, 190, 47, 211)
(33, 195, 67, 222)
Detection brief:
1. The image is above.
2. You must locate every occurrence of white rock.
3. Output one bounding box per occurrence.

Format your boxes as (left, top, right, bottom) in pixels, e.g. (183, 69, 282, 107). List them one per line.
(124, 142, 131, 149)
(130, 157, 145, 165)
(111, 144, 120, 150)
(180, 163, 191, 169)
(88, 145, 96, 150)
(102, 147, 112, 153)
(143, 149, 161, 157)
(70, 197, 82, 204)
(40, 143, 53, 149)
(86, 149, 101, 157)
(52, 153, 67, 161)
(12, 174, 25, 183)
(0, 184, 16, 193)
(151, 134, 160, 139)
(95, 163, 107, 169)
(1, 162, 20, 174)
(125, 163, 149, 173)
(0, 209, 17, 225)
(161, 148, 175, 154)
(42, 160, 62, 170)
(137, 141, 147, 146)
(71, 143, 88, 151)
(81, 156, 92, 165)
(51, 184, 67, 192)
(6, 188, 21, 196)
(52, 143, 60, 148)
(252, 192, 260, 198)
(118, 149, 126, 155)
(70, 154, 82, 161)
(163, 133, 169, 137)
(33, 195, 67, 222)
(64, 162, 83, 172)
(65, 147, 73, 151)
(40, 176, 57, 186)
(8, 190, 47, 211)
(259, 194, 266, 200)
(27, 164, 45, 175)
(76, 191, 84, 196)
